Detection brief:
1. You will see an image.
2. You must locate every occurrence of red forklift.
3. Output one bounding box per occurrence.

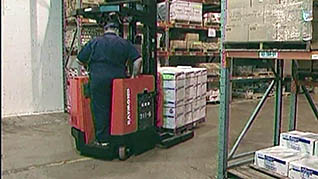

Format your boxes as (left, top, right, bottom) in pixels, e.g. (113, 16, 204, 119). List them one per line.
(67, 0, 194, 160)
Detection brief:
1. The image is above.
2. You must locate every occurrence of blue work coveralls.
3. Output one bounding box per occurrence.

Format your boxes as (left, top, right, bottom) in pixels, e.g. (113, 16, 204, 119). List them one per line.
(77, 32, 141, 142)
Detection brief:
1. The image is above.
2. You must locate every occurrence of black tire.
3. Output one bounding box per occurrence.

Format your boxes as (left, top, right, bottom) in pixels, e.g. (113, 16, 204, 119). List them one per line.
(118, 146, 128, 161)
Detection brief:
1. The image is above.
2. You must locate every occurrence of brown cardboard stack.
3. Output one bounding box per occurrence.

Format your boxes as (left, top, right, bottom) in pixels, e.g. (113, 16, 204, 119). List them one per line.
(185, 33, 201, 49)
(170, 40, 187, 50)
(225, 0, 317, 43)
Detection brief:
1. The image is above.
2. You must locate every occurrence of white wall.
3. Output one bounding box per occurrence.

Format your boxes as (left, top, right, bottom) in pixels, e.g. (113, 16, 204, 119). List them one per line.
(1, 0, 64, 117)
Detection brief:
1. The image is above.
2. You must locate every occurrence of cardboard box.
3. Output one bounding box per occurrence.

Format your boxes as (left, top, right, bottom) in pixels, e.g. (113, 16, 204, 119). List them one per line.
(170, 40, 187, 49)
(280, 131, 318, 156)
(254, 146, 304, 177)
(249, 23, 276, 42)
(198, 68, 207, 84)
(189, 2, 202, 23)
(227, 8, 244, 25)
(187, 41, 202, 50)
(163, 88, 185, 107)
(163, 106, 185, 129)
(245, 7, 264, 24)
(192, 107, 200, 122)
(196, 83, 207, 97)
(198, 105, 206, 120)
(199, 83, 207, 97)
(160, 67, 186, 89)
(185, 86, 196, 103)
(170, 1, 189, 22)
(198, 97, 206, 108)
(289, 156, 318, 179)
(184, 103, 193, 124)
(252, 0, 279, 7)
(180, 68, 196, 86)
(227, 0, 251, 9)
(225, 25, 249, 42)
(185, 33, 200, 42)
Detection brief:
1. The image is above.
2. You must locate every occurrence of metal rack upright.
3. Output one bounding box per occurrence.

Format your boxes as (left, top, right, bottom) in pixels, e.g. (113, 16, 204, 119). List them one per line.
(217, 0, 318, 178)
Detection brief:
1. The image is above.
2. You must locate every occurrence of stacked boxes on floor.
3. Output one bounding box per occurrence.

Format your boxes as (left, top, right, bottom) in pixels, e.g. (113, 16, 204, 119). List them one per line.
(159, 67, 207, 130)
(159, 67, 185, 129)
(254, 131, 318, 178)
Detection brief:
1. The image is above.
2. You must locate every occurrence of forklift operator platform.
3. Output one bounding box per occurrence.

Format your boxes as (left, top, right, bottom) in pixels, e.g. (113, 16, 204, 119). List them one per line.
(77, 22, 141, 145)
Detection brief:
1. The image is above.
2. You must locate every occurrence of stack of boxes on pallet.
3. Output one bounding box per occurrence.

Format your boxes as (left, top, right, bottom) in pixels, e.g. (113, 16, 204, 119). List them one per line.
(170, 33, 220, 51)
(225, 0, 318, 44)
(170, 0, 203, 24)
(159, 67, 207, 130)
(255, 131, 318, 178)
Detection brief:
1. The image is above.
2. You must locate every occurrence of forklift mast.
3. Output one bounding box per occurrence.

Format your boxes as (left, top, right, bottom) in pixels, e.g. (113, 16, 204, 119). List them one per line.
(73, 0, 158, 78)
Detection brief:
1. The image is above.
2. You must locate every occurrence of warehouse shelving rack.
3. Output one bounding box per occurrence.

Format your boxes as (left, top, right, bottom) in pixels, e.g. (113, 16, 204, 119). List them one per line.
(217, 0, 318, 178)
(157, 0, 221, 66)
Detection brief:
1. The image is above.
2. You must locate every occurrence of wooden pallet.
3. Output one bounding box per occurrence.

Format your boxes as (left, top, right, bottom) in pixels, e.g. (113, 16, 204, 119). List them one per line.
(171, 48, 204, 53)
(164, 117, 206, 135)
(203, 48, 218, 53)
(171, 20, 203, 26)
(224, 41, 310, 51)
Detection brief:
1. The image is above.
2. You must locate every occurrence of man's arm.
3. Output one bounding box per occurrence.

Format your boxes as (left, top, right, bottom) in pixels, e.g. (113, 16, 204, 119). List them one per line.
(77, 40, 94, 66)
(127, 41, 142, 78)
(132, 57, 142, 78)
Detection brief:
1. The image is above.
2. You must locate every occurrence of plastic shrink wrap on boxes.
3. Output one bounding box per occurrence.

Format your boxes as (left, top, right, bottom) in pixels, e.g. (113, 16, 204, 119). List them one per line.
(289, 156, 318, 179)
(255, 146, 305, 177)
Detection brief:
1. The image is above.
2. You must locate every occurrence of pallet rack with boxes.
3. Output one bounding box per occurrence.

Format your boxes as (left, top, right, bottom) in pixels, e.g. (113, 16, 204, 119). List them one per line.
(217, 0, 318, 178)
(156, 0, 222, 103)
(156, 0, 221, 65)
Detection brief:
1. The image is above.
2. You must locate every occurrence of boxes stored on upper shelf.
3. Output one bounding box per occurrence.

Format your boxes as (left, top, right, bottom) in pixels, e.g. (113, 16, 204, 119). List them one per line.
(187, 41, 203, 50)
(254, 146, 305, 177)
(227, 0, 251, 9)
(225, 25, 249, 42)
(82, 0, 104, 4)
(289, 156, 318, 179)
(185, 33, 200, 42)
(203, 13, 221, 25)
(249, 23, 276, 42)
(170, 40, 187, 50)
(225, 0, 317, 44)
(197, 63, 220, 77)
(189, 2, 203, 23)
(252, 0, 280, 7)
(280, 131, 318, 156)
(163, 105, 185, 129)
(170, 0, 202, 23)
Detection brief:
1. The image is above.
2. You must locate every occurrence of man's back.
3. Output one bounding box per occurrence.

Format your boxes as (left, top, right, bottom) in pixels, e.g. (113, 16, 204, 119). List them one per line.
(78, 32, 140, 78)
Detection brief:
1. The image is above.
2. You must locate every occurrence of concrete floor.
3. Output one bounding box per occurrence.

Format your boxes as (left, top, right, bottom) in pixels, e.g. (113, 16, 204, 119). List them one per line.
(2, 95, 318, 179)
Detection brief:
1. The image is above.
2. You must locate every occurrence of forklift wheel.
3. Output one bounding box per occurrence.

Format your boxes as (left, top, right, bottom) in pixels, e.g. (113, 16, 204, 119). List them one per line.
(118, 146, 128, 161)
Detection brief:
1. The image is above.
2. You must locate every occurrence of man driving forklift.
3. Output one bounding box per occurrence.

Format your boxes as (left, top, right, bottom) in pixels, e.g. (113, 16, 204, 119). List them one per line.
(76, 18, 143, 147)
